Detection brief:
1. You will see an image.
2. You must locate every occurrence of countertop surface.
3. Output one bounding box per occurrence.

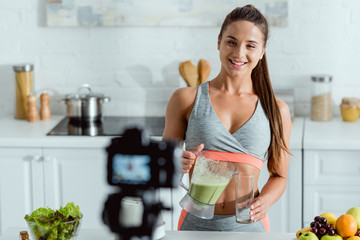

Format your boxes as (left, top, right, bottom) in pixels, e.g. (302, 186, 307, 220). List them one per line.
(0, 227, 295, 240)
(0, 116, 160, 148)
(0, 115, 304, 149)
(0, 116, 111, 148)
(304, 117, 360, 150)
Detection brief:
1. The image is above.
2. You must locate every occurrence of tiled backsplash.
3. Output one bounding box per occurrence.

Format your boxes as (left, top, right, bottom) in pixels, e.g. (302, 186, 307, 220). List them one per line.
(1, 0, 360, 118)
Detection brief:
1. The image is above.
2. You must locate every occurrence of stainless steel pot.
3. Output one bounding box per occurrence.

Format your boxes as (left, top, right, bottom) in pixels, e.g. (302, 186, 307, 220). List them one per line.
(62, 84, 110, 122)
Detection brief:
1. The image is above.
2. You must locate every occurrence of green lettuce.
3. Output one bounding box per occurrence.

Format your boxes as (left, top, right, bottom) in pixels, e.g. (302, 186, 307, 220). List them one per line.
(59, 202, 82, 219)
(24, 202, 82, 240)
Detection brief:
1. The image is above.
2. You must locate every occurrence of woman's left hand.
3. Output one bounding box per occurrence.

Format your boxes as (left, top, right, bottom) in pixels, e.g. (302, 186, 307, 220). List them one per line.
(249, 196, 269, 223)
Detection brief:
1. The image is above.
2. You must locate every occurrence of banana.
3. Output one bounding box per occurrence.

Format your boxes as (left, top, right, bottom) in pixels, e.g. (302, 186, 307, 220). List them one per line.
(296, 227, 311, 239)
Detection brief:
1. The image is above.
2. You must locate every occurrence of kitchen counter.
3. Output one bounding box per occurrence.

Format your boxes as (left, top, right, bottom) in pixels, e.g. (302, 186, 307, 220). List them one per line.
(0, 116, 304, 149)
(0, 116, 157, 148)
(304, 117, 360, 150)
(0, 227, 295, 240)
(0, 116, 109, 148)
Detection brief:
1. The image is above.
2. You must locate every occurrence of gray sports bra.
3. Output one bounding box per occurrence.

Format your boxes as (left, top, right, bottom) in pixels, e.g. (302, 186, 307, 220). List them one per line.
(185, 82, 271, 162)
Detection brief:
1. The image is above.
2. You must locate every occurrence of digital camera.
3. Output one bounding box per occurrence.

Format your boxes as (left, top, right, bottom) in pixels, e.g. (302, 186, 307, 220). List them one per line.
(102, 127, 182, 240)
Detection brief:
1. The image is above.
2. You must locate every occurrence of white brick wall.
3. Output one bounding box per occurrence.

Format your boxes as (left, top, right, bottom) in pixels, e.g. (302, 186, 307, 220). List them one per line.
(1, 0, 360, 118)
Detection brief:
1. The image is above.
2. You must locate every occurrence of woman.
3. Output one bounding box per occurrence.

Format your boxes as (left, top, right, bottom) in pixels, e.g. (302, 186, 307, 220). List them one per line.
(162, 5, 291, 232)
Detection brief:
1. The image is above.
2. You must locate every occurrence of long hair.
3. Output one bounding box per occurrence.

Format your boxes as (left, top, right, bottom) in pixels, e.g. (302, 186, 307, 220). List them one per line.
(219, 5, 289, 177)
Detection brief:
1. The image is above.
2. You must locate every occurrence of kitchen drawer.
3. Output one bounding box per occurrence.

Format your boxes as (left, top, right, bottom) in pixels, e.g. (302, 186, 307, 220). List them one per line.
(303, 185, 360, 226)
(304, 150, 360, 185)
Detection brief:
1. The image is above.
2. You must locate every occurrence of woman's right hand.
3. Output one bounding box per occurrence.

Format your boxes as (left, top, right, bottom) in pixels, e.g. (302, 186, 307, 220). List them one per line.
(181, 144, 204, 173)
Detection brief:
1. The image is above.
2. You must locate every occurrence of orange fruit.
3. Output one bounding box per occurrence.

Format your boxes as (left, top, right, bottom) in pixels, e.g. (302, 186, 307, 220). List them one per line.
(335, 214, 358, 238)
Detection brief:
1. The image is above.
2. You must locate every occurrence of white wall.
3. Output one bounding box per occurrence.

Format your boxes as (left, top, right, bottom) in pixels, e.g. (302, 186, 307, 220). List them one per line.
(1, 0, 360, 118)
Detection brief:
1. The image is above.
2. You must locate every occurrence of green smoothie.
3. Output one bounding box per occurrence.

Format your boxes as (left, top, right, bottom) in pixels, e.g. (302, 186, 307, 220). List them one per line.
(188, 182, 229, 204)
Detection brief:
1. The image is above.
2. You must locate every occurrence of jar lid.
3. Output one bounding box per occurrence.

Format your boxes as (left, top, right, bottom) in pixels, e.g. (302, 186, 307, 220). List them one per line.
(13, 64, 34, 72)
(311, 75, 332, 82)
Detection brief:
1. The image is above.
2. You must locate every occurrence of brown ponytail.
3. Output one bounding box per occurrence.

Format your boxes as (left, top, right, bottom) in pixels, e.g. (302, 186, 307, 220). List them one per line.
(252, 54, 289, 177)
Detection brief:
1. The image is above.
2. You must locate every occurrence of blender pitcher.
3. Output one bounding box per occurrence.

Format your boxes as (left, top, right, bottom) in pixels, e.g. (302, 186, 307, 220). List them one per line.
(179, 151, 237, 219)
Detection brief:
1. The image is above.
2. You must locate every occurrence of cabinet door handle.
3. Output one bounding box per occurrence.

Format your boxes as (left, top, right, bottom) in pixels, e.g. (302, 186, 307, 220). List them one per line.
(43, 156, 53, 162)
(23, 155, 34, 161)
(23, 155, 43, 162)
(33, 155, 43, 162)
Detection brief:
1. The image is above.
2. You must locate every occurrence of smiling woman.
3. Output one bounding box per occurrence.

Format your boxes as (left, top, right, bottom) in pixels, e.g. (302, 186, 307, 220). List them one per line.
(218, 20, 265, 79)
(162, 4, 292, 233)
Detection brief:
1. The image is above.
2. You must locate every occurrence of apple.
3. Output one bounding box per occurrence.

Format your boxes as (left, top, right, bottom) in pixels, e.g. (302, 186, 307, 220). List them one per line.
(347, 207, 360, 229)
(299, 232, 318, 240)
(296, 227, 312, 238)
(347, 236, 360, 240)
(320, 234, 342, 240)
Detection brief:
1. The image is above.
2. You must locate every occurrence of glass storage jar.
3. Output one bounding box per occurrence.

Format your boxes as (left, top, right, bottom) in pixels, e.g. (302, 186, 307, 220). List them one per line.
(13, 64, 34, 119)
(311, 75, 332, 121)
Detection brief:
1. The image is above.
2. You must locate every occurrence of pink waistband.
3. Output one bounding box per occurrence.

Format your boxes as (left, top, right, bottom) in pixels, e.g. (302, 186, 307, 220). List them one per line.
(200, 151, 263, 171)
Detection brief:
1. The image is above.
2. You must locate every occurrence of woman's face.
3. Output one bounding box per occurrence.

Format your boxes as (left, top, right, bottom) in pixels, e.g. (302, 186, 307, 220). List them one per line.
(218, 20, 265, 78)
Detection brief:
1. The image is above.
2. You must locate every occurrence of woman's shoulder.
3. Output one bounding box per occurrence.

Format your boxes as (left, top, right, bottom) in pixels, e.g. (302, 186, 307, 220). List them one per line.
(169, 86, 198, 106)
(275, 97, 289, 110)
(163, 87, 199, 140)
(166, 86, 198, 116)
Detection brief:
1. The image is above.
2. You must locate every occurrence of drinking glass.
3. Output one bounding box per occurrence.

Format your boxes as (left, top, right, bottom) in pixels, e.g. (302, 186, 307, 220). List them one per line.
(235, 173, 255, 224)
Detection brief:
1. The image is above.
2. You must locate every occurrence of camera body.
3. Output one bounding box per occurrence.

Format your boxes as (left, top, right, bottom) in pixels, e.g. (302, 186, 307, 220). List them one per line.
(102, 127, 182, 240)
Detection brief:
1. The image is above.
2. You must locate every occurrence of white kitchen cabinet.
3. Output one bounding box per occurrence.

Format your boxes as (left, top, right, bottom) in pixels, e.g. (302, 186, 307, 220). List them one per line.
(42, 148, 113, 229)
(171, 175, 188, 231)
(303, 150, 360, 227)
(258, 149, 303, 233)
(158, 188, 174, 230)
(303, 118, 360, 228)
(0, 145, 173, 235)
(0, 147, 44, 235)
(0, 147, 115, 235)
(42, 148, 174, 231)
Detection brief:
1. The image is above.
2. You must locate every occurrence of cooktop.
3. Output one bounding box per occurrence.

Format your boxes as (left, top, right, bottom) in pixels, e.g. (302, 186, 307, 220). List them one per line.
(47, 116, 165, 136)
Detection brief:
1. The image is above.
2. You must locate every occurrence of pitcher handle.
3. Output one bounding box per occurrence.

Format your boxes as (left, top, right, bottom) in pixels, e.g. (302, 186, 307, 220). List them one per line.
(179, 173, 189, 191)
(178, 153, 198, 191)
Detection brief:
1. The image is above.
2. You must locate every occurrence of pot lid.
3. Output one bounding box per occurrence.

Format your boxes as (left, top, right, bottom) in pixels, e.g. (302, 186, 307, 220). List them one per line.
(65, 84, 104, 100)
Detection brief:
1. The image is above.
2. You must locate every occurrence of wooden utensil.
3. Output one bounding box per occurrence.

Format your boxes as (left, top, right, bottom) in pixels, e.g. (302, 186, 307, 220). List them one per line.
(179, 60, 199, 87)
(179, 59, 211, 87)
(198, 59, 211, 85)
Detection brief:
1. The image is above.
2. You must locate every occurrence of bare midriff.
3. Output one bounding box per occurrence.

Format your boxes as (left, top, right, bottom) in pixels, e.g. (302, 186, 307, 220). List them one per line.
(214, 163, 261, 215)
